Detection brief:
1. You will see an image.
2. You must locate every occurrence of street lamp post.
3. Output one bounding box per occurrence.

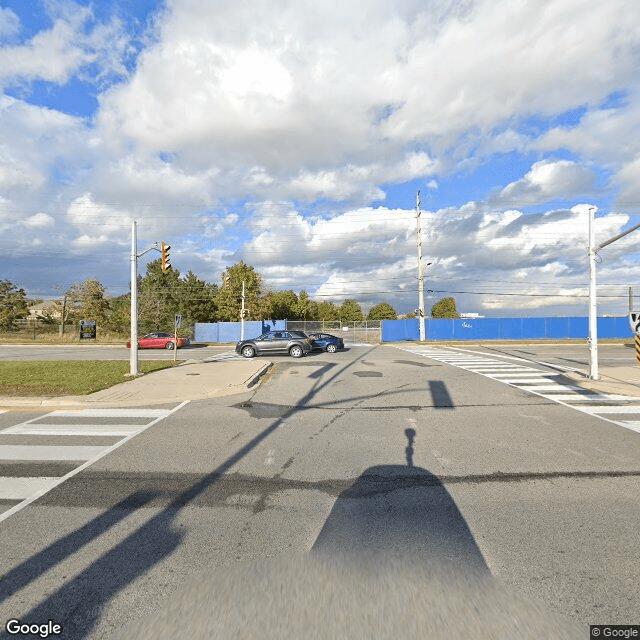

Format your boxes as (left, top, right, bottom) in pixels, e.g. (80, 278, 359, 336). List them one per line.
(587, 207, 640, 380)
(416, 191, 426, 341)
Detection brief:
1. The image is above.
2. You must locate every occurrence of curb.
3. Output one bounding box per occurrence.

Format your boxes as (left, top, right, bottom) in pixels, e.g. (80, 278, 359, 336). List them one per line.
(245, 362, 274, 388)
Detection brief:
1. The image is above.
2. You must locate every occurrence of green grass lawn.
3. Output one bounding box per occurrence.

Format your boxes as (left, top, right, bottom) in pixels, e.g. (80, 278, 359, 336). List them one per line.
(0, 361, 179, 396)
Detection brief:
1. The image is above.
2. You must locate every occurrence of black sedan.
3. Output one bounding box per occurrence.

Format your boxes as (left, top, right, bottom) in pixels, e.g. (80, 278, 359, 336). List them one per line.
(235, 331, 312, 358)
(308, 332, 344, 353)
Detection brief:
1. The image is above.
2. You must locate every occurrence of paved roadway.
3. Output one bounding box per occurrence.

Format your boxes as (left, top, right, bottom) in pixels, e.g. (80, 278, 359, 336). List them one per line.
(0, 344, 639, 638)
(0, 340, 632, 368)
(0, 344, 219, 361)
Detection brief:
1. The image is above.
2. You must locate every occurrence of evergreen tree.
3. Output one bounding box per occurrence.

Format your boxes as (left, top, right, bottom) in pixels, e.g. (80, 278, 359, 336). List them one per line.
(138, 259, 181, 333)
(337, 299, 364, 322)
(317, 301, 339, 321)
(215, 261, 263, 321)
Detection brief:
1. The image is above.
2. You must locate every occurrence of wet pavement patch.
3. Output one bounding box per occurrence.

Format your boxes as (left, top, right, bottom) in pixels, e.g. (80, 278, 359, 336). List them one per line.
(234, 401, 293, 419)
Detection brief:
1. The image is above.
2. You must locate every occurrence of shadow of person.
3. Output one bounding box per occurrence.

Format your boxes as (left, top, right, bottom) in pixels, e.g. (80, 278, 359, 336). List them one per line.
(119, 464, 584, 640)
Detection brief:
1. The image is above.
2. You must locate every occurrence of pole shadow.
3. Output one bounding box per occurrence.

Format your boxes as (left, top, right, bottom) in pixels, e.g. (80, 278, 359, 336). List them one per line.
(310, 463, 489, 578)
(116, 461, 584, 639)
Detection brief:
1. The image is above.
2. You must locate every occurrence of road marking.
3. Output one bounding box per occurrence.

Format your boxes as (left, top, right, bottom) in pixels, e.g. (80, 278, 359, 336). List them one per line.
(3, 424, 146, 436)
(0, 402, 187, 523)
(0, 445, 109, 460)
(581, 405, 640, 413)
(401, 346, 640, 436)
(0, 477, 59, 500)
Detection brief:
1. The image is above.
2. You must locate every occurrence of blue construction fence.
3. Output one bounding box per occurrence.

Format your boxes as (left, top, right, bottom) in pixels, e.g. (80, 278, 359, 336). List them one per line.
(194, 320, 287, 343)
(381, 316, 633, 342)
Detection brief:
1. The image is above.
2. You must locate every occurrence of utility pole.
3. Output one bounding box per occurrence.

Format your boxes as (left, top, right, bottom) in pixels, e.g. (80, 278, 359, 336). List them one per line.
(240, 280, 246, 341)
(416, 191, 426, 341)
(130, 220, 139, 377)
(588, 207, 598, 379)
(588, 208, 640, 380)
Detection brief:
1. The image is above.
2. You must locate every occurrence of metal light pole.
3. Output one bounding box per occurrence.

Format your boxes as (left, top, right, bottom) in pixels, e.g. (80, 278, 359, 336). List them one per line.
(588, 207, 598, 379)
(416, 191, 426, 341)
(587, 208, 640, 380)
(130, 220, 139, 377)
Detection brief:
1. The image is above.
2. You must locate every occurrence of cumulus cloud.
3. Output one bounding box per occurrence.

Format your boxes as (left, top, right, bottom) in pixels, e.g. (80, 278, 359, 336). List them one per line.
(0, 3, 131, 89)
(2, 0, 640, 310)
(492, 160, 596, 206)
(23, 212, 55, 228)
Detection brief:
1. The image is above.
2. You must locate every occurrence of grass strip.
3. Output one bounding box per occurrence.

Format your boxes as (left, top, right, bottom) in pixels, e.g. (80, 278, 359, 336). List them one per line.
(0, 361, 179, 396)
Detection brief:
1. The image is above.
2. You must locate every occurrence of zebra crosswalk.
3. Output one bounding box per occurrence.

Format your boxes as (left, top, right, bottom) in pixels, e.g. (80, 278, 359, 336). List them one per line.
(0, 404, 185, 522)
(205, 351, 243, 362)
(401, 346, 640, 435)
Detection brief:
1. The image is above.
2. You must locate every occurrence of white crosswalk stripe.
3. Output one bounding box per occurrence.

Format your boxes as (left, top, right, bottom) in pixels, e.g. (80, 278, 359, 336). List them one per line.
(205, 351, 242, 362)
(0, 404, 186, 522)
(401, 346, 640, 436)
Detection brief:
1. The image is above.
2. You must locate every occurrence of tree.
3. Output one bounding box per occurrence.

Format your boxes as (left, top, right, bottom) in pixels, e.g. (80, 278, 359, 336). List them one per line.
(337, 299, 364, 322)
(317, 301, 339, 321)
(294, 290, 319, 320)
(175, 271, 217, 326)
(215, 261, 264, 321)
(64, 279, 110, 326)
(104, 294, 131, 333)
(138, 259, 181, 333)
(367, 302, 397, 320)
(431, 296, 460, 319)
(0, 280, 28, 330)
(264, 290, 298, 320)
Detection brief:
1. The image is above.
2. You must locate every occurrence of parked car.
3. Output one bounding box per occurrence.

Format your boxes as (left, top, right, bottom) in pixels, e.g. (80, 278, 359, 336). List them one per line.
(235, 331, 312, 358)
(308, 332, 344, 353)
(127, 332, 190, 350)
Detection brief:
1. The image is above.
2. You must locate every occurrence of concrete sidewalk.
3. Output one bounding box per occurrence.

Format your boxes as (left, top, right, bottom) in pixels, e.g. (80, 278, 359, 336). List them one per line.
(0, 357, 273, 408)
(561, 365, 640, 398)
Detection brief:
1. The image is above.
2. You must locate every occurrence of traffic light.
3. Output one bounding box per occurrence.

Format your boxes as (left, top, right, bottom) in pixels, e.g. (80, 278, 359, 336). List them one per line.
(161, 241, 171, 273)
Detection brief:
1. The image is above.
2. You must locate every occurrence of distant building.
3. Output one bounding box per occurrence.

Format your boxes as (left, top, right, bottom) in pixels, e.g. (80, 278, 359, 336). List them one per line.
(27, 301, 61, 321)
(459, 312, 485, 319)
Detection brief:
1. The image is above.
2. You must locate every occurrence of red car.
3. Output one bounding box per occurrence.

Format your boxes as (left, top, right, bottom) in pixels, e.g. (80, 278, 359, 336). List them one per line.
(127, 332, 190, 350)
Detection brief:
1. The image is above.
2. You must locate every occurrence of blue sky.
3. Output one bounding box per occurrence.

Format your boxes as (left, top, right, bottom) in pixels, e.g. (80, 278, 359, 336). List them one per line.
(1, 0, 640, 317)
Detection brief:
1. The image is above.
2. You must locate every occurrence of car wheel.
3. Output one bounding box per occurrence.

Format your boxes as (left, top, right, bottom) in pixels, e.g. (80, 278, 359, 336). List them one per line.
(242, 345, 256, 358)
(289, 345, 303, 358)
(165, 341, 175, 350)
(326, 344, 337, 353)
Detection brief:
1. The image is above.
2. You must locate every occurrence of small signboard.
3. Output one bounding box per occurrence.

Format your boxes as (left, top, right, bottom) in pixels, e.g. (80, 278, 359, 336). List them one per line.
(175, 314, 183, 329)
(79, 320, 96, 340)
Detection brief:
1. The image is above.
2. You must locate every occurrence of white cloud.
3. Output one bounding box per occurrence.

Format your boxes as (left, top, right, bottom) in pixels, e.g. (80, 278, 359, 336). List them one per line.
(0, 4, 130, 88)
(493, 160, 596, 206)
(2, 0, 640, 310)
(0, 8, 20, 40)
(23, 212, 55, 228)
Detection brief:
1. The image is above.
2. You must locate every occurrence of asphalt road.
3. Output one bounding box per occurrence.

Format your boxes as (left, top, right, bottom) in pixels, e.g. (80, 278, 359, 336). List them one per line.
(0, 344, 638, 638)
(0, 344, 224, 361)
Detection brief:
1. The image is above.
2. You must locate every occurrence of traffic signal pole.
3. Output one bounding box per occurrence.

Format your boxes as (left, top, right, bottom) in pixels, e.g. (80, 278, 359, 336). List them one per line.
(130, 220, 139, 377)
(129, 223, 172, 376)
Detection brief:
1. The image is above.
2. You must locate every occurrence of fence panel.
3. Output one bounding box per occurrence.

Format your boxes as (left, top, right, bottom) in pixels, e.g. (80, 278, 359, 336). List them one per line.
(380, 316, 634, 342)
